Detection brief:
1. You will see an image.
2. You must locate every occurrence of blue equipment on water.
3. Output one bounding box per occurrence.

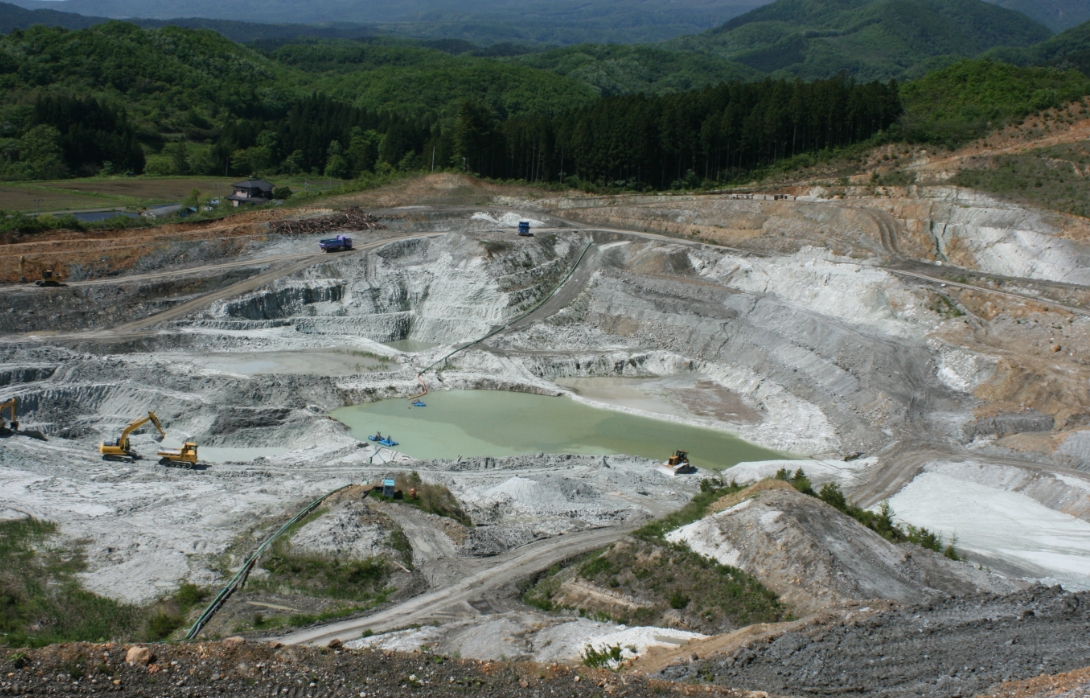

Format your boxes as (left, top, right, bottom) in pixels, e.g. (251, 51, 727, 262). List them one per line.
(411, 400, 426, 407)
(368, 432, 399, 447)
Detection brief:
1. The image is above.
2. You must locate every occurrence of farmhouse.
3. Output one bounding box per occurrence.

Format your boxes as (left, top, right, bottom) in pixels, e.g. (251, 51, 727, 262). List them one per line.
(227, 179, 274, 206)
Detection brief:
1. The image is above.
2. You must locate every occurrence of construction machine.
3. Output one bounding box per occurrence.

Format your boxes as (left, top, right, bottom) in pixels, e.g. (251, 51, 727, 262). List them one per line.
(666, 449, 689, 468)
(0, 398, 18, 432)
(36, 268, 62, 287)
(19, 257, 64, 286)
(659, 449, 695, 476)
(99, 411, 166, 460)
(157, 442, 199, 466)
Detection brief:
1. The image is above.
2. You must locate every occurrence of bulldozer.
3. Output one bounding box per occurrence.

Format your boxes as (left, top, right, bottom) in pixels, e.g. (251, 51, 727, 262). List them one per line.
(666, 449, 689, 468)
(0, 398, 18, 432)
(660, 449, 696, 475)
(157, 441, 199, 467)
(99, 411, 167, 461)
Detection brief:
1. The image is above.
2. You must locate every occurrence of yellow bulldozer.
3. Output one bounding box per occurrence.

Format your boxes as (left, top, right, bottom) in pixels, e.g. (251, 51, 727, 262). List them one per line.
(0, 398, 18, 432)
(99, 411, 199, 465)
(157, 441, 199, 466)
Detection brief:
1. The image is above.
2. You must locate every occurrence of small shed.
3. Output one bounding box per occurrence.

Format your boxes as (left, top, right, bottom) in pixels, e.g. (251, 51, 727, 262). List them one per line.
(382, 478, 396, 498)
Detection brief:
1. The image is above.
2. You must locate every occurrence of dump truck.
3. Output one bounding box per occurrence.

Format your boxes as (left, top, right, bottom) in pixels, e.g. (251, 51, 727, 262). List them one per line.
(518, 221, 533, 236)
(319, 235, 353, 252)
(100, 411, 166, 460)
(0, 398, 18, 432)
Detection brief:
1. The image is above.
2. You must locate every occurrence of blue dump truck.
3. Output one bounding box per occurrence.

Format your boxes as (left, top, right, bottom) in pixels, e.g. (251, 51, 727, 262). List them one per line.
(518, 221, 533, 236)
(319, 234, 353, 252)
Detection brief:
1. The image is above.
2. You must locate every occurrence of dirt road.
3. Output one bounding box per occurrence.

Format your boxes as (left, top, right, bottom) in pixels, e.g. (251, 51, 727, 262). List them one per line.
(273, 525, 635, 646)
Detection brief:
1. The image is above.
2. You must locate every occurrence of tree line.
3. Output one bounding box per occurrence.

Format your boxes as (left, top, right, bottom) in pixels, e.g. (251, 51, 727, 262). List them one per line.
(3, 76, 900, 188)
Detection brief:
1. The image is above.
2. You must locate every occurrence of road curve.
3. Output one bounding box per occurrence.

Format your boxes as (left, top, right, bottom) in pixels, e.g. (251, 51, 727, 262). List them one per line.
(272, 524, 636, 646)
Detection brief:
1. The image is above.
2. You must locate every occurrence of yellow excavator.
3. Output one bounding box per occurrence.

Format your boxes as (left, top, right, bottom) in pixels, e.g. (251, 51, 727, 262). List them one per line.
(100, 411, 201, 465)
(99, 411, 200, 465)
(100, 411, 166, 460)
(0, 398, 18, 432)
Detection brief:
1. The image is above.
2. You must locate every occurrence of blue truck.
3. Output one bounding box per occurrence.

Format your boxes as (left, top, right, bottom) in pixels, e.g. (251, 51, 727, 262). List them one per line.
(319, 234, 353, 252)
(518, 221, 533, 236)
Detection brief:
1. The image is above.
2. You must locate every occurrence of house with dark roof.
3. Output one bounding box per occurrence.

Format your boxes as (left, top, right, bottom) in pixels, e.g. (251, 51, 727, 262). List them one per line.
(227, 179, 274, 207)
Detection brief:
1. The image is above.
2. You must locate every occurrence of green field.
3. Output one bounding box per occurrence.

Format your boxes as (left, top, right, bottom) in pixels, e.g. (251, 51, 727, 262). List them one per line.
(0, 176, 342, 213)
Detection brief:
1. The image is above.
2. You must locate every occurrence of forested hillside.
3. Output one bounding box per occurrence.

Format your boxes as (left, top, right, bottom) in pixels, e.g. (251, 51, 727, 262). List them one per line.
(668, 0, 1052, 80)
(2, 0, 1089, 189)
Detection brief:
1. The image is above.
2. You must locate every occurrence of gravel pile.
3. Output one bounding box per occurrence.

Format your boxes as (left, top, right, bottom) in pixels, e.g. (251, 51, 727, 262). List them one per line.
(660, 585, 1090, 697)
(0, 640, 751, 698)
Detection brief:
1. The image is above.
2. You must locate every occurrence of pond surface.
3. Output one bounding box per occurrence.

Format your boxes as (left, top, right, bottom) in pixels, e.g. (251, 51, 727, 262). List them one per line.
(332, 390, 787, 470)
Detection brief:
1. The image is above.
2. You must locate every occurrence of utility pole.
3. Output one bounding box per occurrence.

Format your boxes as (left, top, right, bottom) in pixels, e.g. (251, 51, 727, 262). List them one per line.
(431, 146, 436, 172)
(34, 198, 41, 217)
(225, 157, 229, 177)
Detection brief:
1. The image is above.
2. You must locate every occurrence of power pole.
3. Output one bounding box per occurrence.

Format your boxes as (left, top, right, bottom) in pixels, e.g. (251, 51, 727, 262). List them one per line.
(431, 146, 436, 172)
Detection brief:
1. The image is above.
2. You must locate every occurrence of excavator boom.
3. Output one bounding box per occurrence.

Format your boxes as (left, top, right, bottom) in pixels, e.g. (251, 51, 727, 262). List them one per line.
(100, 411, 166, 459)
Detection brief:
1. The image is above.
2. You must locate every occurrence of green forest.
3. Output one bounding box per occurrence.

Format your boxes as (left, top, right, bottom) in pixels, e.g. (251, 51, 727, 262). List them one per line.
(2, 0, 1090, 188)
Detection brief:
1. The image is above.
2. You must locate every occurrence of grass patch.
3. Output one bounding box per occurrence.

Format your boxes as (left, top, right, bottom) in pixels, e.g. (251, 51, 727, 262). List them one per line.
(954, 142, 1090, 218)
(633, 478, 745, 540)
(251, 545, 395, 605)
(0, 517, 208, 647)
(776, 468, 959, 560)
(479, 240, 513, 258)
(247, 605, 365, 632)
(582, 644, 626, 669)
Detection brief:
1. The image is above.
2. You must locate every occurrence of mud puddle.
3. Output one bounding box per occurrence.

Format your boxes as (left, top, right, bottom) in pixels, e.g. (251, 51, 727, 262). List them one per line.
(331, 389, 786, 470)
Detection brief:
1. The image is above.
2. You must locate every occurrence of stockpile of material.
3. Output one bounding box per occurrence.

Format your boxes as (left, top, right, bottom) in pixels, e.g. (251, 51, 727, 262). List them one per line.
(270, 207, 385, 235)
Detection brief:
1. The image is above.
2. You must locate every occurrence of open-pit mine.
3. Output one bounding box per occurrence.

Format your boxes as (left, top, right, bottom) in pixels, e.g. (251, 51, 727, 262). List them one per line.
(3, 172, 1090, 697)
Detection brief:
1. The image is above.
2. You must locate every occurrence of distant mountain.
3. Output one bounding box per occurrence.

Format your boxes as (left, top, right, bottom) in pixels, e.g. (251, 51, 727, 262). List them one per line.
(0, 1, 388, 41)
(985, 18, 1090, 74)
(984, 0, 1090, 33)
(2, 0, 776, 44)
(668, 0, 1054, 80)
(0, 0, 102, 32)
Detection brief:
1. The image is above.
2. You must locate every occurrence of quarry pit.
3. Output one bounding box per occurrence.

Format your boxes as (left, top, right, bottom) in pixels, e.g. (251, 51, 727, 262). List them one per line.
(3, 174, 1090, 696)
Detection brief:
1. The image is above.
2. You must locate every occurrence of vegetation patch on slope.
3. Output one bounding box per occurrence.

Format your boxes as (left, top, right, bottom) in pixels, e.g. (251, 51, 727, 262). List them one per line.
(772, 468, 959, 559)
(899, 59, 1090, 146)
(0, 517, 207, 647)
(954, 140, 1090, 217)
(522, 479, 787, 633)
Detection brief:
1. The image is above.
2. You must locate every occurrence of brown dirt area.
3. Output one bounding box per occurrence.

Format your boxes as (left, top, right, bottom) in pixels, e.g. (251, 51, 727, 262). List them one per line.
(0, 640, 759, 697)
(984, 664, 1090, 697)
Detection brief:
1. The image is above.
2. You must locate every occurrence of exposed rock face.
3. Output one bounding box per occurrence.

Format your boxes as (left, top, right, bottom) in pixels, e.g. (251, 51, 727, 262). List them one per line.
(666, 482, 1016, 616)
(665, 585, 1090, 698)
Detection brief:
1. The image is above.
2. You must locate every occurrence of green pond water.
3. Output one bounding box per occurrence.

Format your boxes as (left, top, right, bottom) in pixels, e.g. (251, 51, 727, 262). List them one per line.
(331, 390, 787, 470)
